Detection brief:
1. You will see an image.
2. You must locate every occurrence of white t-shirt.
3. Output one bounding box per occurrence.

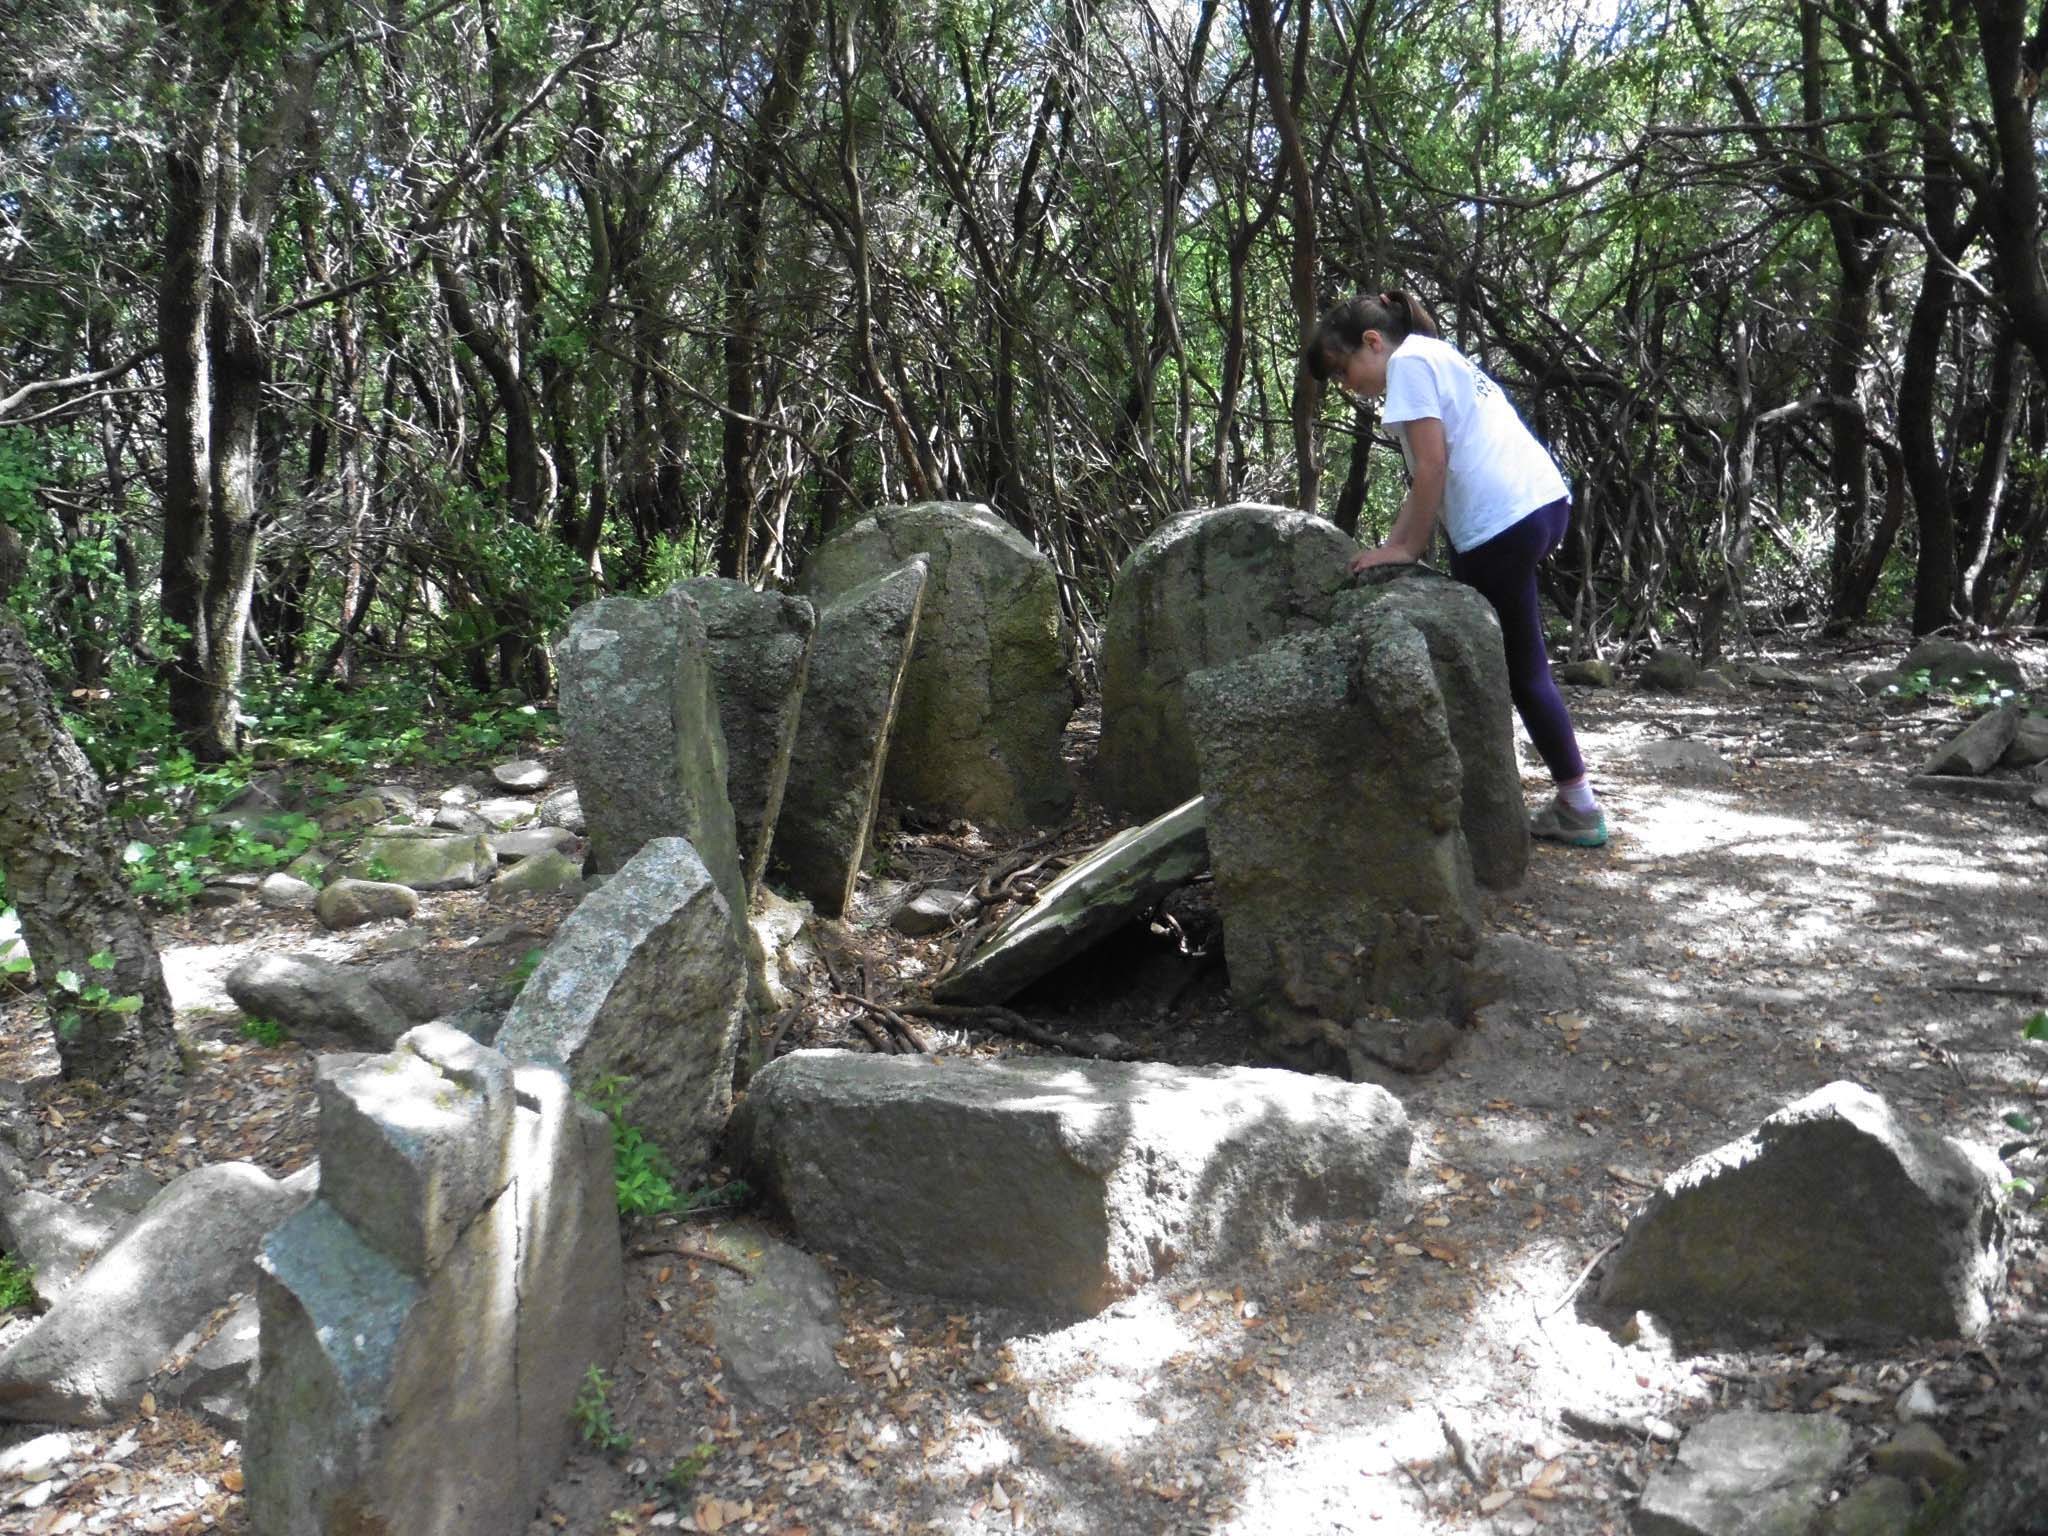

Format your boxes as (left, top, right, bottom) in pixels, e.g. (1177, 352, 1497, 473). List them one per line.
(1379, 334, 1569, 553)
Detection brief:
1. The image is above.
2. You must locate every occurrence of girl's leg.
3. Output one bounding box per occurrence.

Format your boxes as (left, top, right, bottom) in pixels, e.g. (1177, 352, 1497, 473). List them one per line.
(1447, 499, 1588, 786)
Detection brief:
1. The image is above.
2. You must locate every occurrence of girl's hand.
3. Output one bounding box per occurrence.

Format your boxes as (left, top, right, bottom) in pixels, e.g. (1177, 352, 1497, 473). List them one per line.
(1349, 546, 1416, 575)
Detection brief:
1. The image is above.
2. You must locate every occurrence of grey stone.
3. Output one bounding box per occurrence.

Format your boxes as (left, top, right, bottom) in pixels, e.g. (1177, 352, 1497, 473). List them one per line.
(1640, 649, 1699, 693)
(1861, 670, 1909, 697)
(319, 794, 397, 836)
(801, 501, 1075, 828)
(369, 784, 420, 815)
(497, 837, 746, 1177)
(1696, 667, 1740, 693)
(751, 889, 818, 1013)
(1599, 1081, 2009, 1343)
(474, 796, 538, 830)
(1909, 1407, 2048, 1536)
(361, 955, 449, 1031)
(735, 1050, 1411, 1317)
(1900, 639, 2026, 693)
(86, 1167, 163, 1220)
(1460, 933, 1583, 1018)
(491, 759, 550, 791)
(0, 1430, 80, 1481)
(1637, 739, 1737, 783)
(192, 883, 248, 909)
(934, 796, 1208, 1005)
(1556, 659, 1616, 687)
(558, 589, 746, 934)
(537, 786, 584, 834)
(775, 559, 930, 917)
(1633, 1409, 1852, 1536)
(158, 1294, 260, 1431)
(678, 577, 818, 895)
(1867, 1422, 1965, 1485)
(1187, 608, 1479, 1077)
(438, 785, 479, 808)
(2001, 713, 2048, 769)
(1336, 571, 1530, 889)
(344, 832, 495, 892)
(255, 873, 317, 910)
(490, 850, 584, 898)
(490, 826, 578, 863)
(1817, 1479, 1914, 1536)
(0, 1162, 312, 1424)
(246, 1038, 621, 1536)
(285, 850, 330, 883)
(431, 805, 490, 835)
(1923, 704, 2022, 777)
(0, 1188, 117, 1300)
(1096, 504, 1357, 817)
(224, 951, 437, 1051)
(215, 771, 311, 819)
(889, 888, 980, 938)
(701, 1220, 848, 1411)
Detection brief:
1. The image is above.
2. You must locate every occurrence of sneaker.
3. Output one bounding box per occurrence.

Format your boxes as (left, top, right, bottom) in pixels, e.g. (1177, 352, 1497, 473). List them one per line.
(1530, 797, 1608, 848)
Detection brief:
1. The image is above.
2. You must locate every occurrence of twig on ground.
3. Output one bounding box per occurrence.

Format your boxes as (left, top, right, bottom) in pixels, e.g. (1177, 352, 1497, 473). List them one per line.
(1434, 1406, 1485, 1488)
(896, 1000, 1140, 1060)
(832, 991, 932, 1053)
(1543, 1238, 1621, 1319)
(628, 1242, 753, 1280)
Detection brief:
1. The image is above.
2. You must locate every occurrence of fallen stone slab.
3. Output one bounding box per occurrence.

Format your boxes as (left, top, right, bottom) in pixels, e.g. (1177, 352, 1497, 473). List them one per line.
(498, 837, 746, 1177)
(1923, 704, 2022, 777)
(1636, 739, 1736, 783)
(1097, 504, 1357, 817)
(342, 831, 495, 892)
(775, 559, 929, 917)
(1599, 1081, 2008, 1343)
(735, 1050, 1411, 1317)
(474, 795, 538, 830)
(678, 577, 817, 896)
(802, 502, 1075, 828)
(491, 759, 550, 791)
(934, 796, 1209, 1005)
(1633, 1409, 1851, 1536)
(699, 1220, 848, 1412)
(224, 951, 439, 1051)
(0, 1162, 312, 1424)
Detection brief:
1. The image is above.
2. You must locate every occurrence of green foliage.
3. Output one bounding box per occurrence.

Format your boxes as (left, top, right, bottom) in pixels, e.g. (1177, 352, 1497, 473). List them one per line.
(579, 1075, 752, 1219)
(122, 813, 322, 908)
(1882, 668, 2024, 713)
(660, 1443, 717, 1499)
(572, 1364, 632, 1453)
(238, 1015, 288, 1048)
(0, 1256, 37, 1313)
(507, 947, 546, 987)
(47, 951, 143, 1041)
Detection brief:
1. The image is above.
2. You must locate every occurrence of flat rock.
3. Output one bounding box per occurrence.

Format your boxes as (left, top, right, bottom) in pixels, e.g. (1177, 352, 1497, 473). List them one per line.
(224, 951, 439, 1051)
(489, 826, 577, 863)
(343, 832, 494, 892)
(490, 850, 583, 898)
(700, 1221, 848, 1411)
(0, 1162, 311, 1424)
(318, 794, 397, 836)
(1599, 1081, 2009, 1342)
(431, 806, 489, 835)
(1922, 705, 2021, 777)
(474, 796, 538, 830)
(255, 873, 317, 911)
(1637, 739, 1736, 782)
(1633, 1409, 1852, 1536)
(1910, 775, 2040, 805)
(934, 796, 1208, 1005)
(491, 759, 550, 791)
(889, 888, 980, 937)
(735, 1050, 1411, 1317)
(1900, 639, 2026, 692)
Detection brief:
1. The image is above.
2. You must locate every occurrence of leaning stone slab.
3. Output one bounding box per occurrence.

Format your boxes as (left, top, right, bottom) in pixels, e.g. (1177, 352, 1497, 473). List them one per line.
(934, 796, 1209, 1005)
(774, 560, 929, 917)
(1922, 704, 2021, 777)
(1336, 569, 1528, 889)
(558, 589, 745, 928)
(225, 951, 439, 1051)
(1599, 1081, 2008, 1343)
(497, 837, 746, 1177)
(489, 826, 577, 862)
(735, 1050, 1411, 1317)
(1188, 607, 1479, 1077)
(1633, 1409, 1852, 1536)
(1097, 504, 1357, 817)
(677, 578, 818, 896)
(802, 502, 1075, 828)
(0, 1162, 312, 1424)
(698, 1220, 848, 1412)
(246, 1024, 621, 1536)
(343, 831, 495, 892)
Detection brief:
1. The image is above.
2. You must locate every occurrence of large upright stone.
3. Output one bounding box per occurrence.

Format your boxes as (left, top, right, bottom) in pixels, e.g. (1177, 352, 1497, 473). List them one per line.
(1098, 504, 1358, 817)
(676, 578, 817, 895)
(1599, 1081, 2009, 1342)
(496, 837, 746, 1175)
(1335, 570, 1528, 889)
(557, 590, 745, 925)
(774, 560, 929, 917)
(735, 1050, 1410, 1317)
(801, 502, 1075, 827)
(246, 1024, 621, 1536)
(1188, 606, 1480, 1077)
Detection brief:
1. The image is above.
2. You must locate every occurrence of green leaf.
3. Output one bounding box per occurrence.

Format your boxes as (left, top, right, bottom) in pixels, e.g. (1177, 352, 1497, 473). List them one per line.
(1, 956, 31, 975)
(104, 995, 144, 1014)
(2008, 1112, 2040, 1133)
(2023, 1012, 2048, 1042)
(87, 950, 116, 970)
(53, 969, 81, 993)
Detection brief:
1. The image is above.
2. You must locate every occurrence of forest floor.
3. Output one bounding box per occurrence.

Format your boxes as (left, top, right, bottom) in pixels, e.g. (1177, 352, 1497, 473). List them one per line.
(2, 632, 2047, 1535)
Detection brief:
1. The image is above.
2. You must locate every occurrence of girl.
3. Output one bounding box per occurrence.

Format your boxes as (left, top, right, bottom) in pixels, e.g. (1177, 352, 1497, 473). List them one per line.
(1306, 290, 1606, 847)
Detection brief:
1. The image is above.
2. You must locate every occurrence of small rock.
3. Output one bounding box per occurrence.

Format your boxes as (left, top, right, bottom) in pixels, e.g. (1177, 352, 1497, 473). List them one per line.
(314, 879, 420, 930)
(318, 795, 395, 836)
(431, 806, 489, 835)
(489, 827, 578, 864)
(888, 888, 979, 937)
(1922, 705, 2021, 778)
(284, 850, 330, 883)
(473, 797, 538, 831)
(490, 851, 583, 898)
(1817, 1477, 1915, 1536)
(192, 884, 248, 909)
(1639, 649, 1699, 693)
(1899, 639, 2026, 693)
(255, 874, 317, 911)
(343, 833, 495, 891)
(1643, 1416, 1680, 1444)
(1636, 739, 1735, 782)
(1868, 1422, 1965, 1485)
(1635, 1410, 1850, 1536)
(437, 785, 479, 808)
(1895, 1379, 1938, 1422)
(0, 1431, 79, 1481)
(1695, 668, 1739, 694)
(2000, 713, 2048, 770)
(491, 759, 550, 791)
(536, 786, 583, 834)
(701, 1222, 848, 1411)
(1555, 659, 1615, 687)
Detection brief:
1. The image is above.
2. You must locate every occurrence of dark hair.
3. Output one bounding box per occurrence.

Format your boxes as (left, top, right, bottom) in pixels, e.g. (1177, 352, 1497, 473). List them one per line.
(1303, 289, 1442, 382)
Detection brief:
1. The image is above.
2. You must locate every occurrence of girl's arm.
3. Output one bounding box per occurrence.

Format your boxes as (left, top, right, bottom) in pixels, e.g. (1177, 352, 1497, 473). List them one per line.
(1350, 417, 1447, 570)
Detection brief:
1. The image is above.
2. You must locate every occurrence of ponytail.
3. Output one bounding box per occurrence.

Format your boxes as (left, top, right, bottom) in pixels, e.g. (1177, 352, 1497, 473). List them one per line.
(1304, 286, 1441, 380)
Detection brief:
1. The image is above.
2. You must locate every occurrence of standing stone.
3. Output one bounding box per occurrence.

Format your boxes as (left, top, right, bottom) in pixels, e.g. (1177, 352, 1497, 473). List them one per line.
(1600, 1081, 2010, 1342)
(1335, 571, 1528, 889)
(247, 1024, 621, 1536)
(774, 560, 929, 918)
(801, 502, 1075, 828)
(675, 578, 818, 895)
(557, 590, 745, 928)
(1187, 607, 1480, 1077)
(496, 838, 746, 1176)
(1097, 504, 1358, 817)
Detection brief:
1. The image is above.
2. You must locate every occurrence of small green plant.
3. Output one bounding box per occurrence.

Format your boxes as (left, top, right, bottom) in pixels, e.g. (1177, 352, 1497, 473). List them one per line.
(239, 1016, 288, 1048)
(572, 1364, 632, 1453)
(660, 1442, 717, 1499)
(48, 952, 144, 1040)
(362, 857, 396, 883)
(1884, 666, 2026, 713)
(0, 1255, 37, 1311)
(583, 1075, 683, 1217)
(507, 948, 545, 988)
(1999, 1011, 2048, 1209)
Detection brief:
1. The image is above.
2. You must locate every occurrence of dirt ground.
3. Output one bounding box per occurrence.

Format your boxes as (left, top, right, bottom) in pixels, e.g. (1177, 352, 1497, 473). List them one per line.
(2, 633, 2045, 1535)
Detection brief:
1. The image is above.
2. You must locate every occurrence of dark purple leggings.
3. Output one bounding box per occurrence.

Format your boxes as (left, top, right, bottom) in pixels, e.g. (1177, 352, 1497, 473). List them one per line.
(1447, 498, 1586, 783)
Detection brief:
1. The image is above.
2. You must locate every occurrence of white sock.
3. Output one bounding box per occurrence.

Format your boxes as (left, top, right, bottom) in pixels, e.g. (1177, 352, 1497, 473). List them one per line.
(1557, 775, 1599, 816)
